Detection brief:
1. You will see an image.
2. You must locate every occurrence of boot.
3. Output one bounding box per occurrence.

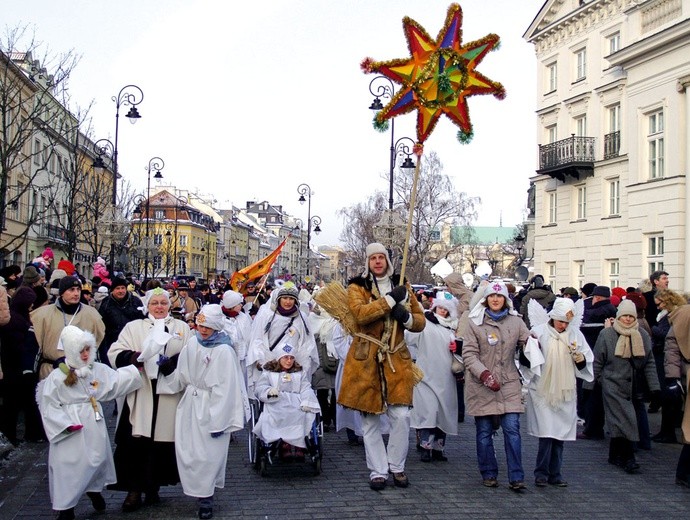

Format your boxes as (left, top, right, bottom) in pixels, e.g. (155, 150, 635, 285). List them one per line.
(122, 491, 143, 512)
(56, 508, 75, 520)
(87, 491, 106, 511)
(431, 450, 448, 462)
(420, 449, 431, 462)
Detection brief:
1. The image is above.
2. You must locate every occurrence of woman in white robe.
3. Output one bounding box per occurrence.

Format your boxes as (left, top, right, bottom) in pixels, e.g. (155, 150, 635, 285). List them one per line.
(174, 304, 247, 520)
(253, 343, 321, 450)
(246, 285, 317, 396)
(525, 297, 593, 487)
(405, 293, 459, 462)
(38, 326, 142, 520)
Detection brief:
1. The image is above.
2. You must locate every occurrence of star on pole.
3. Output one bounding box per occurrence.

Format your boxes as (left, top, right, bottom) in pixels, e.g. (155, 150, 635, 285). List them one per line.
(361, 3, 505, 145)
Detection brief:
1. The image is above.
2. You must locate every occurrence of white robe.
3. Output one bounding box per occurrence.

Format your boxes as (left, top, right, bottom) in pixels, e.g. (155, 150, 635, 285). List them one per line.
(253, 369, 320, 448)
(405, 322, 458, 435)
(37, 363, 142, 510)
(173, 336, 247, 498)
(524, 323, 594, 440)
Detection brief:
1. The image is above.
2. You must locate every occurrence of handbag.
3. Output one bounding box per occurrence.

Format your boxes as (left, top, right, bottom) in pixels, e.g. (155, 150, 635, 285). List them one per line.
(451, 353, 464, 374)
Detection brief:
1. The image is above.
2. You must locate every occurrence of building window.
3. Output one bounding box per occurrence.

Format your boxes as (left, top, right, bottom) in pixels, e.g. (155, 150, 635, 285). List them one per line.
(604, 104, 621, 159)
(576, 186, 587, 219)
(648, 234, 664, 274)
(153, 255, 162, 270)
(575, 48, 587, 80)
(608, 259, 620, 288)
(154, 210, 165, 220)
(608, 32, 620, 54)
(153, 234, 163, 246)
(547, 62, 557, 92)
(546, 262, 556, 288)
(33, 139, 41, 164)
(180, 235, 188, 246)
(574, 260, 585, 286)
(547, 125, 557, 144)
(548, 192, 558, 224)
(648, 110, 664, 179)
(608, 178, 620, 216)
(575, 116, 587, 137)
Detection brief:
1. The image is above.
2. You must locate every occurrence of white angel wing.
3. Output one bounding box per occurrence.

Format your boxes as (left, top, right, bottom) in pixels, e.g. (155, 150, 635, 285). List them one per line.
(571, 298, 585, 330)
(528, 298, 549, 329)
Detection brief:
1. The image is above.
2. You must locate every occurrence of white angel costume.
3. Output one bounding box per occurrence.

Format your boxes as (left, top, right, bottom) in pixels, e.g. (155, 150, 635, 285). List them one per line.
(37, 326, 142, 510)
(253, 343, 321, 448)
(524, 298, 594, 440)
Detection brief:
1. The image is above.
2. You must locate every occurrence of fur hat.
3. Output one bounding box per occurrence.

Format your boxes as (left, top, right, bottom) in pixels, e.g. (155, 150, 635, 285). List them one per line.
(42, 247, 54, 260)
(581, 283, 597, 297)
(22, 265, 40, 285)
(430, 291, 459, 320)
(548, 297, 575, 322)
(59, 325, 96, 369)
(625, 292, 647, 311)
(57, 259, 76, 275)
(196, 304, 224, 331)
(363, 242, 394, 278)
(110, 277, 128, 291)
(59, 276, 82, 296)
(592, 285, 611, 298)
(49, 269, 68, 283)
(616, 299, 637, 319)
(222, 290, 244, 309)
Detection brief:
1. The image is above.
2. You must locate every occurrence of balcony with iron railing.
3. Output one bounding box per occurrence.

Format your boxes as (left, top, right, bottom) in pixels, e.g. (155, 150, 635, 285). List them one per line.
(603, 131, 620, 160)
(538, 134, 596, 182)
(37, 223, 68, 243)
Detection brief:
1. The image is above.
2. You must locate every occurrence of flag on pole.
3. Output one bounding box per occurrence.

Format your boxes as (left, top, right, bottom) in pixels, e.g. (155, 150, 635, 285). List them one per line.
(230, 238, 287, 293)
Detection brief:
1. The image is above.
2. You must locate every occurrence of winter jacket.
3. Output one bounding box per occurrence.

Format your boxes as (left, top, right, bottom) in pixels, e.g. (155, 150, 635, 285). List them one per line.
(0, 286, 10, 326)
(519, 288, 556, 328)
(98, 292, 145, 354)
(463, 311, 530, 417)
(338, 274, 425, 414)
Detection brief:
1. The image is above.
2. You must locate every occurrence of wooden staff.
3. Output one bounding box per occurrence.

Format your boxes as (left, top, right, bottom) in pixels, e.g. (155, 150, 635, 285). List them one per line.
(390, 156, 422, 348)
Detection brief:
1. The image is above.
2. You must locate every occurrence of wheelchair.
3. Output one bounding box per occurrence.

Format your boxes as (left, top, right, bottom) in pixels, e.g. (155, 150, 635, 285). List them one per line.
(247, 398, 323, 476)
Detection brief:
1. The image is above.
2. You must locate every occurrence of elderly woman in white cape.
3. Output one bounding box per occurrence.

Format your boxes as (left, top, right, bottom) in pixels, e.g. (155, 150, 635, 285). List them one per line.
(38, 326, 142, 520)
(253, 343, 321, 451)
(405, 291, 460, 462)
(172, 304, 247, 520)
(525, 297, 594, 487)
(107, 287, 192, 512)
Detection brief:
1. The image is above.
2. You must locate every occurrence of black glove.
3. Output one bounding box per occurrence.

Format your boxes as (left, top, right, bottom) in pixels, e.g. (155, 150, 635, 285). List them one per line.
(158, 353, 179, 376)
(128, 351, 144, 368)
(666, 378, 685, 397)
(390, 304, 410, 324)
(388, 286, 408, 303)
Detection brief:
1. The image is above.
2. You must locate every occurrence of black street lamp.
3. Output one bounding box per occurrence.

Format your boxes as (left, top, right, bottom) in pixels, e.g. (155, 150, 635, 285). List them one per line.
(143, 157, 164, 282)
(297, 183, 322, 277)
(94, 84, 143, 274)
(368, 76, 415, 211)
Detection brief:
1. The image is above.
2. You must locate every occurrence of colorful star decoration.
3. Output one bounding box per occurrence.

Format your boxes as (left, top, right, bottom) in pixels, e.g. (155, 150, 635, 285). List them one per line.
(362, 3, 505, 146)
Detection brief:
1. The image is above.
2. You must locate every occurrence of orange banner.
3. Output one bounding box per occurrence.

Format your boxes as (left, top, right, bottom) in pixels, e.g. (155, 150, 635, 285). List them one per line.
(230, 238, 287, 293)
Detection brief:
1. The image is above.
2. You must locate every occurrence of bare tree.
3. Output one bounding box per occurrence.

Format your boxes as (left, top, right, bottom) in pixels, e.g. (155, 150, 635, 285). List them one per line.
(337, 151, 479, 282)
(0, 25, 80, 260)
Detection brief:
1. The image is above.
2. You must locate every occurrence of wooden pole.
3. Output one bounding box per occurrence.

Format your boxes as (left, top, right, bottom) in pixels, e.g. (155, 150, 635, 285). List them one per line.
(390, 156, 422, 347)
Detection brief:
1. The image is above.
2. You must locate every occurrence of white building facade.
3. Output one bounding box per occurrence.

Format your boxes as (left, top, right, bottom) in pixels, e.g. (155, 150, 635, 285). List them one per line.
(524, 0, 690, 291)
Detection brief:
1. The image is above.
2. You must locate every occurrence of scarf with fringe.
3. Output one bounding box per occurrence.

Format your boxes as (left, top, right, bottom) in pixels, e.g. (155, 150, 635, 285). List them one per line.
(612, 319, 645, 358)
(538, 325, 576, 407)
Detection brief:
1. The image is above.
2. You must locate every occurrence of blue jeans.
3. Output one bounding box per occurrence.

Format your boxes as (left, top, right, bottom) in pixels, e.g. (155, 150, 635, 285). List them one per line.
(534, 437, 564, 482)
(475, 413, 524, 482)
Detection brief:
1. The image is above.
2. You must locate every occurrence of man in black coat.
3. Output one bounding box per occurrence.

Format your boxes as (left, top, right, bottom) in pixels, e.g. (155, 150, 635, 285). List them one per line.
(98, 277, 145, 366)
(643, 270, 669, 329)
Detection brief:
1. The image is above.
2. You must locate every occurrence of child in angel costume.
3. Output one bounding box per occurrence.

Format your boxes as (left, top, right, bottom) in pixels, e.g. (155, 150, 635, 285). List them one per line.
(253, 342, 321, 458)
(524, 297, 594, 487)
(37, 325, 143, 520)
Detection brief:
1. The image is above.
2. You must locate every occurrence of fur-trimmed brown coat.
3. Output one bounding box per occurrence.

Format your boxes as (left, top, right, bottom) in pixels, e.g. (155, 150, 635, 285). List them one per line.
(338, 274, 425, 414)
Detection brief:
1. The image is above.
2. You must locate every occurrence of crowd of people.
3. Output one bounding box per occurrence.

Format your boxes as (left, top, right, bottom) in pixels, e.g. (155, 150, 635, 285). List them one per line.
(0, 246, 689, 519)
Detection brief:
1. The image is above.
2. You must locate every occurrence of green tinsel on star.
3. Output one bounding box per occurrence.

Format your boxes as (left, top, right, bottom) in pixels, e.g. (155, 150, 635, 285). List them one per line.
(373, 114, 389, 132)
(438, 72, 452, 93)
(457, 129, 474, 144)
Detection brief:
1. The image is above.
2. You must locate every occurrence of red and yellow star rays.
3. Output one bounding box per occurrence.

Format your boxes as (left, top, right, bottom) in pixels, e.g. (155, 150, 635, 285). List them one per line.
(361, 3, 505, 145)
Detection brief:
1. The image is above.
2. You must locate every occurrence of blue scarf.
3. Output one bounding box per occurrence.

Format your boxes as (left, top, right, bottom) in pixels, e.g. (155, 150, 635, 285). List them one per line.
(486, 308, 509, 321)
(196, 330, 232, 348)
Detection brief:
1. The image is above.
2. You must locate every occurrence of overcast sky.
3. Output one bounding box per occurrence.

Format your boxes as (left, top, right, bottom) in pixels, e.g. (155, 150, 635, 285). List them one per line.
(3, 0, 545, 247)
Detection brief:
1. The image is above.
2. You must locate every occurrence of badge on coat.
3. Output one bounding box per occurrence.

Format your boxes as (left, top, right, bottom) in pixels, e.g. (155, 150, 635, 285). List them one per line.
(487, 333, 499, 346)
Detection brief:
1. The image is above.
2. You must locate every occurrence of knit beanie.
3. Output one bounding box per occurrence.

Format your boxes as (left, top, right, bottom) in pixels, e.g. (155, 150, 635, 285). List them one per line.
(196, 304, 224, 331)
(59, 276, 82, 296)
(616, 299, 637, 319)
(548, 297, 575, 322)
(222, 290, 244, 309)
(110, 277, 128, 291)
(22, 265, 40, 285)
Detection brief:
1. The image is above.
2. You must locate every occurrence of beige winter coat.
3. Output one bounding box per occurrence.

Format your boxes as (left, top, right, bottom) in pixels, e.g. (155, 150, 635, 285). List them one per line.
(462, 311, 530, 417)
(32, 302, 105, 380)
(108, 316, 191, 441)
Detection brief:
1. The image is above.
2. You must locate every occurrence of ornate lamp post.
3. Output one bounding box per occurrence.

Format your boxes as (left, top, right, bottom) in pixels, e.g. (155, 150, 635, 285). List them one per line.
(93, 85, 143, 273)
(142, 157, 164, 281)
(297, 184, 322, 277)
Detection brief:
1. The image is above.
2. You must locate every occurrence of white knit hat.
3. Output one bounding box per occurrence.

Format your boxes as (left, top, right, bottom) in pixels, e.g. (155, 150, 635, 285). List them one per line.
(196, 304, 224, 331)
(548, 297, 575, 322)
(222, 290, 243, 309)
(362, 242, 394, 278)
(275, 343, 296, 360)
(59, 325, 97, 369)
(481, 281, 513, 309)
(431, 291, 459, 320)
